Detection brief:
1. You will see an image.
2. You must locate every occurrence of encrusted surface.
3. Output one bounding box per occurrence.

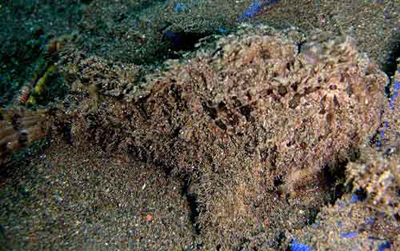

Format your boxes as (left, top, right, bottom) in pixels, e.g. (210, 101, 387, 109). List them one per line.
(347, 146, 400, 216)
(49, 24, 388, 248)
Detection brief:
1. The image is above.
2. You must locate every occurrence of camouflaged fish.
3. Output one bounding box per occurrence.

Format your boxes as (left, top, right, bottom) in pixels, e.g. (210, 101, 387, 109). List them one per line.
(0, 25, 389, 196)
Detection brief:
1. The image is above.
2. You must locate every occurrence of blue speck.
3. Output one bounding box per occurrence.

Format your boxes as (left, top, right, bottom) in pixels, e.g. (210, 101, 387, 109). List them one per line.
(394, 77, 400, 90)
(174, 3, 188, 13)
(291, 240, 313, 251)
(350, 193, 359, 204)
(164, 30, 180, 47)
(365, 217, 376, 225)
(375, 140, 382, 148)
(217, 27, 228, 35)
(378, 241, 391, 251)
(375, 67, 400, 151)
(384, 121, 389, 128)
(238, 0, 280, 21)
(340, 232, 359, 239)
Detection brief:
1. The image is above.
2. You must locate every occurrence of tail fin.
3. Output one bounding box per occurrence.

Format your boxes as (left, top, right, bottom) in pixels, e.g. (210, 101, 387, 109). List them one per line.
(0, 107, 50, 164)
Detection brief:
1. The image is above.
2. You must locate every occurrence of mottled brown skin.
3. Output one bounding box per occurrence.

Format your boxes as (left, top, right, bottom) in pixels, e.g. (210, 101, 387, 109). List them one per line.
(0, 25, 389, 248)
